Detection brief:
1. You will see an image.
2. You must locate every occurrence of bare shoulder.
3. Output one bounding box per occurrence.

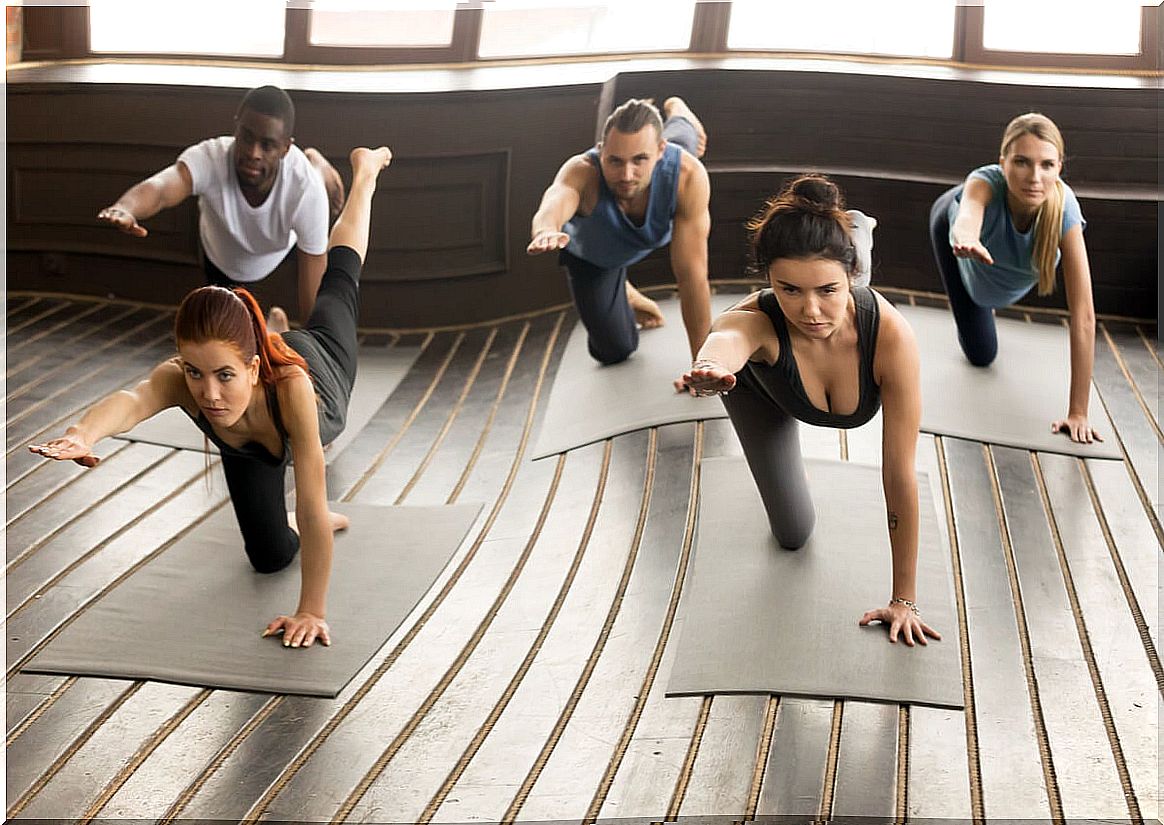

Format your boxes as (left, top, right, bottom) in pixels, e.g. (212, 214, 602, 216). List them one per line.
(713, 291, 771, 333)
(677, 151, 710, 199)
(871, 292, 919, 380)
(560, 152, 599, 186)
(273, 370, 321, 449)
(151, 357, 192, 395)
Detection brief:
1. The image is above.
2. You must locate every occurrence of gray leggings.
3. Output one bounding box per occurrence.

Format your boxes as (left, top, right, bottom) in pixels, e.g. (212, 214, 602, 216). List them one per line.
(722, 381, 816, 549)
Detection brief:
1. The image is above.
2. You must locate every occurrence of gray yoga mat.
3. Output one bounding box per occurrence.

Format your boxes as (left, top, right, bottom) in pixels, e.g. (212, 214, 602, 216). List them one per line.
(897, 304, 1120, 459)
(115, 345, 421, 455)
(24, 500, 481, 697)
(666, 456, 963, 709)
(532, 294, 741, 459)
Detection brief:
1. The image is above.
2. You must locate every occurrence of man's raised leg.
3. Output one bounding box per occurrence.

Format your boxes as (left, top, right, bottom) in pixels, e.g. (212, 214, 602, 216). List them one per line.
(662, 96, 708, 158)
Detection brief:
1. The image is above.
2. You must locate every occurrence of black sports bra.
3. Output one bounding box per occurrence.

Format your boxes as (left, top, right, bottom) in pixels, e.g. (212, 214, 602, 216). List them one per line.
(735, 286, 882, 429)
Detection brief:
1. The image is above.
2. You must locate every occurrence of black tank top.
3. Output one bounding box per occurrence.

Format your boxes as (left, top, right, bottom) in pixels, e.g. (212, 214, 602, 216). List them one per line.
(188, 380, 290, 467)
(736, 285, 882, 429)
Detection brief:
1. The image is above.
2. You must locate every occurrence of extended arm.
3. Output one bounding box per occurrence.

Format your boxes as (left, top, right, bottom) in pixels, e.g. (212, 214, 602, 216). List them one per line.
(1052, 224, 1100, 443)
(670, 156, 713, 357)
(949, 176, 995, 265)
(527, 156, 590, 254)
(676, 300, 772, 394)
(97, 163, 194, 238)
(29, 360, 188, 466)
(858, 307, 941, 645)
(296, 249, 328, 323)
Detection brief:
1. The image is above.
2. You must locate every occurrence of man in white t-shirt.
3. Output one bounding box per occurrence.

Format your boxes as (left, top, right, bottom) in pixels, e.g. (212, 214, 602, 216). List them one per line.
(97, 85, 342, 328)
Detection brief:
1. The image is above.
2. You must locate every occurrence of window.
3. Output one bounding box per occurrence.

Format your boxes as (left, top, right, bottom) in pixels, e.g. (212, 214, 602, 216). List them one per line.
(726, 0, 957, 59)
(478, 0, 697, 59)
(982, 0, 1144, 55)
(88, 0, 285, 57)
(309, 1, 457, 48)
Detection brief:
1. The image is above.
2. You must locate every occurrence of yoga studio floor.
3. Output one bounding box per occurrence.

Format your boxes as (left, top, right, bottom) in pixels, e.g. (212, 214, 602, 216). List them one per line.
(6, 286, 1159, 823)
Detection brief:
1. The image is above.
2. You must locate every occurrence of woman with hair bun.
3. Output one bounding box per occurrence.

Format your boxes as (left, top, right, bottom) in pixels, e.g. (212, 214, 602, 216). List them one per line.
(30, 146, 394, 650)
(677, 174, 940, 647)
(930, 112, 1100, 444)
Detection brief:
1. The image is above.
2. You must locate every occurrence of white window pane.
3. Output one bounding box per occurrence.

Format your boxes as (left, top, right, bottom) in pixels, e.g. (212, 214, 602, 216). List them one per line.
(727, 0, 956, 59)
(89, 0, 285, 56)
(478, 1, 696, 58)
(310, 2, 456, 47)
(983, 0, 1143, 55)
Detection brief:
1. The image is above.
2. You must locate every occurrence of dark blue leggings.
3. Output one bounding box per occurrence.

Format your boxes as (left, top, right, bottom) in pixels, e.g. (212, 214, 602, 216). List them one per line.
(929, 185, 998, 367)
(560, 249, 639, 365)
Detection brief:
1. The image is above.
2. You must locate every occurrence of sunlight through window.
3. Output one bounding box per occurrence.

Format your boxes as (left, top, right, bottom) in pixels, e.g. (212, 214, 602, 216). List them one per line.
(983, 0, 1144, 55)
(309, 0, 457, 48)
(89, 0, 285, 56)
(478, 0, 697, 58)
(727, 0, 956, 59)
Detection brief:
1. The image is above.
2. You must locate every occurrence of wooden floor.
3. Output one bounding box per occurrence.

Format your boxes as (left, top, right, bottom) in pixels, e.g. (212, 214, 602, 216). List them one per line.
(5, 287, 1160, 823)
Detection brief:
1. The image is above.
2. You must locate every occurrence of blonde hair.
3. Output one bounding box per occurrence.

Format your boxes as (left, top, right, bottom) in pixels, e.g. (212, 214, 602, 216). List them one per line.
(1000, 113, 1065, 296)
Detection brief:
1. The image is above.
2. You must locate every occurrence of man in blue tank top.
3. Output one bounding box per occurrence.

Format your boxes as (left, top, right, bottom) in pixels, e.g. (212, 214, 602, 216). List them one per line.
(527, 98, 712, 365)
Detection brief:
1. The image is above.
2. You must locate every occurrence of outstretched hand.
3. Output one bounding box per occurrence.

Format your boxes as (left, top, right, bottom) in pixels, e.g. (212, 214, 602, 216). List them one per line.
(527, 229, 569, 255)
(97, 206, 148, 238)
(263, 611, 331, 649)
(675, 360, 736, 396)
(29, 432, 101, 468)
(1051, 413, 1103, 445)
(951, 236, 993, 265)
(859, 602, 941, 647)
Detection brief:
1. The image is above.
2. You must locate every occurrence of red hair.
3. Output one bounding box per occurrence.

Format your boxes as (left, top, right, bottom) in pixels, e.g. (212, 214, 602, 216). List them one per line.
(174, 286, 309, 388)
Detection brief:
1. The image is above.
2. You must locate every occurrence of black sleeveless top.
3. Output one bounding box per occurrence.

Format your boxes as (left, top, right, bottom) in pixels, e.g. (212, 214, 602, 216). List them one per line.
(184, 329, 349, 467)
(188, 380, 290, 467)
(735, 286, 882, 429)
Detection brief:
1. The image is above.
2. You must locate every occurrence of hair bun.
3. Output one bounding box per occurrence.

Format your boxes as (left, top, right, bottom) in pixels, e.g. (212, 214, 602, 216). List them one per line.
(789, 175, 843, 215)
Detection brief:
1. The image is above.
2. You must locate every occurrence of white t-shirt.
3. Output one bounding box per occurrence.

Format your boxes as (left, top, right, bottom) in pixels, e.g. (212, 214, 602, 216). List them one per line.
(177, 137, 329, 283)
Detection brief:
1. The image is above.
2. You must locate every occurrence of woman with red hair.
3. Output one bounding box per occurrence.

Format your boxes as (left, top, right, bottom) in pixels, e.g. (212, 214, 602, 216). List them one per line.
(30, 146, 394, 650)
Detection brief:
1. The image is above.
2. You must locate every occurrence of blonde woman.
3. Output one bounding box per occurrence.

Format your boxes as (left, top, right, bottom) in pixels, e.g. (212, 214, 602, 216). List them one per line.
(928, 112, 1100, 443)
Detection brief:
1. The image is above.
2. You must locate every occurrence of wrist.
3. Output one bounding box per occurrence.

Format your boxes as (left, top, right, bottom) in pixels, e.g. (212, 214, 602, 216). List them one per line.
(889, 597, 919, 615)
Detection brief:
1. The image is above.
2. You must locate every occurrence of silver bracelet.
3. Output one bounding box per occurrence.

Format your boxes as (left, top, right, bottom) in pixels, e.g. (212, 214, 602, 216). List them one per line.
(889, 597, 919, 615)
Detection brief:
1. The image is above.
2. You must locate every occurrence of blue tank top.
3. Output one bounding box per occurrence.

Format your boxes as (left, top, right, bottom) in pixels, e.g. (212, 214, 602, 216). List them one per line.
(563, 142, 683, 270)
(735, 286, 882, 429)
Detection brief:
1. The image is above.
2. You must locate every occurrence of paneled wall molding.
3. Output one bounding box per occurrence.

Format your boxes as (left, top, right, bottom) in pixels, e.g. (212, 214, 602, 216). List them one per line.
(7, 65, 1158, 325)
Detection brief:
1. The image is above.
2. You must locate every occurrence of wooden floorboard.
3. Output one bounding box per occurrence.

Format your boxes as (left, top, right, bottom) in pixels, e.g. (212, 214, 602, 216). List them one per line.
(5, 294, 1157, 822)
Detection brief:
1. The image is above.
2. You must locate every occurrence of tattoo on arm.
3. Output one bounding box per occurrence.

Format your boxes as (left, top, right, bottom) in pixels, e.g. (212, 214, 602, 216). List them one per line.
(888, 511, 899, 531)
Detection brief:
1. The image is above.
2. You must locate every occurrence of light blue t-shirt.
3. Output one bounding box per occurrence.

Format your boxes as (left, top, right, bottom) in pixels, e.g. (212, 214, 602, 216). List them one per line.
(947, 163, 1086, 308)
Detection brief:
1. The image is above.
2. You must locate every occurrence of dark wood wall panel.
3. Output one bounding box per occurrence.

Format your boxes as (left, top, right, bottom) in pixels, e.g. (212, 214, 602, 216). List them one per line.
(6, 65, 1157, 324)
(9, 144, 200, 262)
(611, 69, 1159, 187)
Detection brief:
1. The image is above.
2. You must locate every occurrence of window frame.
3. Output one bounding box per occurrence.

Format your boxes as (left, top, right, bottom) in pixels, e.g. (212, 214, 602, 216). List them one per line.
(16, 1, 1160, 73)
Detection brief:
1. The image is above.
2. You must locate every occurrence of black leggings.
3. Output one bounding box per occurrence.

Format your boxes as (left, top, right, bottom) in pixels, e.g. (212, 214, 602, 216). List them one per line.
(722, 381, 816, 549)
(929, 185, 999, 367)
(222, 245, 361, 573)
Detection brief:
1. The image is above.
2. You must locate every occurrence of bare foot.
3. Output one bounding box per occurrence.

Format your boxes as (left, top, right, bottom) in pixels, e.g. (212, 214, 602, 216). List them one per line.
(350, 146, 393, 178)
(304, 147, 346, 223)
(663, 96, 707, 158)
(266, 306, 290, 334)
(626, 282, 665, 330)
(287, 511, 351, 534)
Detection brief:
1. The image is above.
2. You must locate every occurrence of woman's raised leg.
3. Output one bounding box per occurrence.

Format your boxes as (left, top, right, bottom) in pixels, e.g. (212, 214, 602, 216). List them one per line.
(327, 146, 393, 263)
